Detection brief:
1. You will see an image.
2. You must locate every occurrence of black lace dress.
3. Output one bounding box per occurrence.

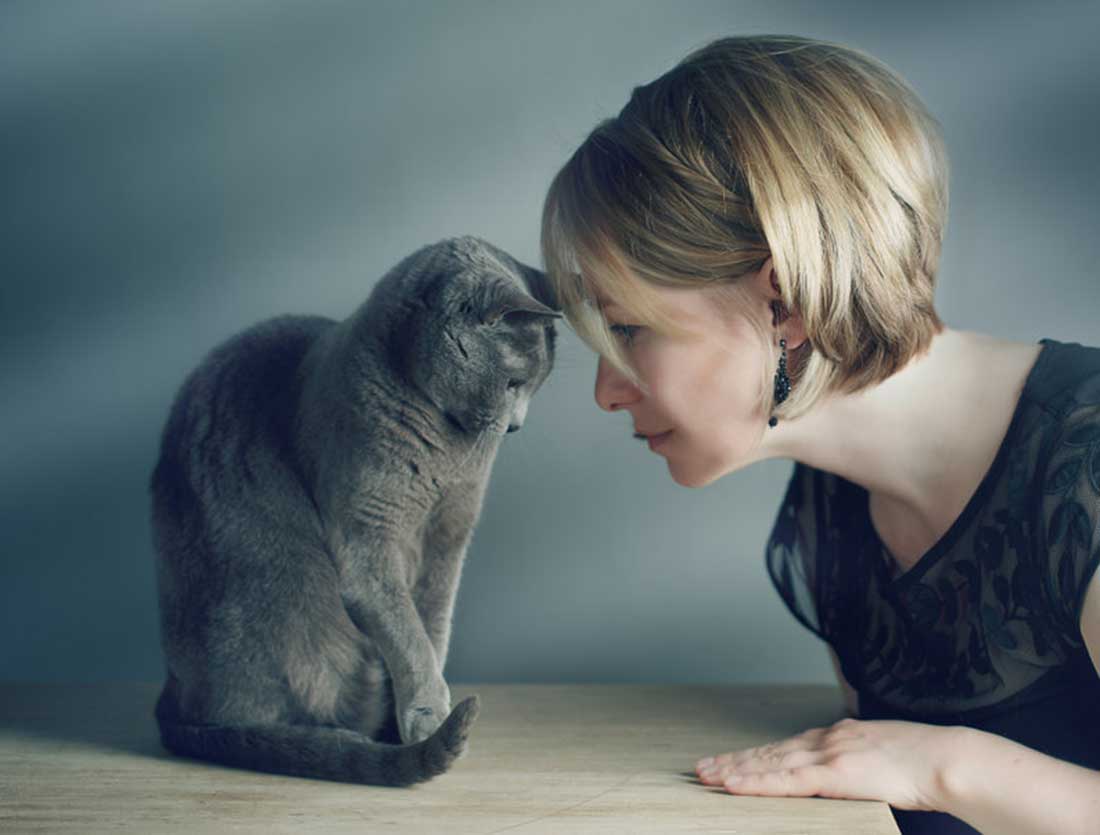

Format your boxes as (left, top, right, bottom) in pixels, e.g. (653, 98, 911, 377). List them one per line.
(765, 338, 1100, 835)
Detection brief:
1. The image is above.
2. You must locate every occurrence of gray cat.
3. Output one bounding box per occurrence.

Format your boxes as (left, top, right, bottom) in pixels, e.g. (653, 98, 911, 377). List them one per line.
(150, 236, 560, 786)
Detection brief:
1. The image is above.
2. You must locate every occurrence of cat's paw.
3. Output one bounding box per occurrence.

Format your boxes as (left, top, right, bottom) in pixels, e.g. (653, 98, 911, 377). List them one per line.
(401, 704, 445, 744)
(399, 684, 451, 744)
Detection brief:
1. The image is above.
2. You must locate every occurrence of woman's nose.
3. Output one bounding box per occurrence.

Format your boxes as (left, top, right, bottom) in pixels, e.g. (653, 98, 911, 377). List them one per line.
(594, 355, 641, 413)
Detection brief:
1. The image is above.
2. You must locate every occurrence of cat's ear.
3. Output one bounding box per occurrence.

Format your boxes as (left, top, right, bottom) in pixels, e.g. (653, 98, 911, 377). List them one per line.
(479, 280, 562, 326)
(519, 265, 561, 313)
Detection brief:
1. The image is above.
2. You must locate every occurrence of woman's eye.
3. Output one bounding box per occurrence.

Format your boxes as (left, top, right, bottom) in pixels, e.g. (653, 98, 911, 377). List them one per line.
(609, 324, 641, 344)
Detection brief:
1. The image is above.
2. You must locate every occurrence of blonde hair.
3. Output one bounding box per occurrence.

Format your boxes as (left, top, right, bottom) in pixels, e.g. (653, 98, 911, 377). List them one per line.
(541, 34, 947, 421)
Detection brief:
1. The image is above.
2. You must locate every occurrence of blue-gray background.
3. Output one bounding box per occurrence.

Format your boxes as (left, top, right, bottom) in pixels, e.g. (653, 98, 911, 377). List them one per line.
(3, 1, 1098, 684)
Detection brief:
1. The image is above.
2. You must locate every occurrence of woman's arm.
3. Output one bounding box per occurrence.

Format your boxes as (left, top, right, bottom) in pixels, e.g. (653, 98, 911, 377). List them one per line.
(698, 574, 1100, 831)
(696, 715, 1100, 833)
(943, 571, 1100, 834)
(937, 727, 1100, 835)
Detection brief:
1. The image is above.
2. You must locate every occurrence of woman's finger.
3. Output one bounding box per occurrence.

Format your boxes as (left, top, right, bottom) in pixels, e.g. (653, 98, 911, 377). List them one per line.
(698, 747, 828, 785)
(722, 763, 841, 798)
(697, 726, 828, 773)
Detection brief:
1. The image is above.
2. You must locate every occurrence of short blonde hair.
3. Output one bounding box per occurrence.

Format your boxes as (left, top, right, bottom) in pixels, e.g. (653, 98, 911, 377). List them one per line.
(541, 34, 947, 421)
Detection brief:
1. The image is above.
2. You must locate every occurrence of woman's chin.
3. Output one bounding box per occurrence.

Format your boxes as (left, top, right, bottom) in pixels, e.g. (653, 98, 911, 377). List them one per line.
(666, 459, 721, 488)
(666, 448, 745, 488)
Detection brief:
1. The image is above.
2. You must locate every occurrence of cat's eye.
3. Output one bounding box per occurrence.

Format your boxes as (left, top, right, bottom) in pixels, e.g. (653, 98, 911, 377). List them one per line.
(507, 379, 525, 390)
(609, 324, 641, 344)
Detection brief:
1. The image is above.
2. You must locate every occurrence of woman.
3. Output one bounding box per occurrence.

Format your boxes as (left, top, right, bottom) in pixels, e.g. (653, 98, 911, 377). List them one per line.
(540, 35, 1100, 834)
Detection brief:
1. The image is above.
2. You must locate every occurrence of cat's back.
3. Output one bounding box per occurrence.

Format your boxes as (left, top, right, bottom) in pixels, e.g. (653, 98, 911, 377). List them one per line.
(150, 314, 361, 723)
(151, 314, 334, 511)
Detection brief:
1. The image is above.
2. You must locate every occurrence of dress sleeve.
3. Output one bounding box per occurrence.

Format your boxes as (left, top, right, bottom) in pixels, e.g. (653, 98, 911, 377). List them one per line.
(765, 463, 829, 642)
(1038, 400, 1100, 640)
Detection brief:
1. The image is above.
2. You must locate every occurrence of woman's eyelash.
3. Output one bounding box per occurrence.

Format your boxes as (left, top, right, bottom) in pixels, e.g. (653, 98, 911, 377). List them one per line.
(609, 324, 641, 343)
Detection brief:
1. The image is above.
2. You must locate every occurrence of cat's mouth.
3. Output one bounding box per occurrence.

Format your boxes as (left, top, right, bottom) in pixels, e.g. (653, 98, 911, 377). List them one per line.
(444, 411, 507, 436)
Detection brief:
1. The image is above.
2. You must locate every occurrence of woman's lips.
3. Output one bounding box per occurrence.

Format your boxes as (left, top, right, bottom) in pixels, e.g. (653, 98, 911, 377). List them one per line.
(645, 429, 673, 451)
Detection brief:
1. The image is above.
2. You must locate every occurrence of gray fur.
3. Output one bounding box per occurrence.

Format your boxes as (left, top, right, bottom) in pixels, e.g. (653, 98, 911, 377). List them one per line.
(150, 236, 560, 785)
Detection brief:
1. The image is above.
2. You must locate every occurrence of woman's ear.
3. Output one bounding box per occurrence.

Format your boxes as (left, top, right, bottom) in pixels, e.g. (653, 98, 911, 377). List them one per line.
(776, 302, 808, 352)
(755, 257, 808, 351)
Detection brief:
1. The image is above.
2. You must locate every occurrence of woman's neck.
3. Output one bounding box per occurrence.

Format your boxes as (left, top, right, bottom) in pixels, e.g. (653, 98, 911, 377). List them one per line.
(771, 327, 1042, 560)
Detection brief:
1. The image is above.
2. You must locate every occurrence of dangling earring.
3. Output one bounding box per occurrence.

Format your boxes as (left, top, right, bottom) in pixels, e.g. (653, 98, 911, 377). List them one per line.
(768, 338, 790, 428)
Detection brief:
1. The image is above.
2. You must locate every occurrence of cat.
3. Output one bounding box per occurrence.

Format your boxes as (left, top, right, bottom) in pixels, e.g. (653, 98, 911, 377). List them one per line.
(150, 236, 560, 786)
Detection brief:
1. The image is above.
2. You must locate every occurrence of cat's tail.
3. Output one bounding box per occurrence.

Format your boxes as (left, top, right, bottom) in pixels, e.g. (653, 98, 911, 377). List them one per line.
(155, 696, 480, 787)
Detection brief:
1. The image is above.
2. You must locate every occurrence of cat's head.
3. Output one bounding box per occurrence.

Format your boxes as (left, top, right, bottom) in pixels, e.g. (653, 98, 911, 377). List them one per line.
(374, 236, 562, 436)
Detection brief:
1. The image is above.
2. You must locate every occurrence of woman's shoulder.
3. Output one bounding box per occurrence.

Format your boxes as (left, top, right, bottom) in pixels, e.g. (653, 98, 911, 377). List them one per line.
(1027, 338, 1100, 418)
(783, 459, 866, 537)
(1027, 340, 1100, 638)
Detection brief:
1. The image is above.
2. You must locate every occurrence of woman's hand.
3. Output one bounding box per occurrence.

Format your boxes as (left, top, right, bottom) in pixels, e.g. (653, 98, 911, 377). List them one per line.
(694, 717, 970, 812)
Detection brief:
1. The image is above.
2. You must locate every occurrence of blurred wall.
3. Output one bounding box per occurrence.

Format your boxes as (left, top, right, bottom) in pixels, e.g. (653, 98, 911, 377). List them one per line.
(2, 0, 1098, 683)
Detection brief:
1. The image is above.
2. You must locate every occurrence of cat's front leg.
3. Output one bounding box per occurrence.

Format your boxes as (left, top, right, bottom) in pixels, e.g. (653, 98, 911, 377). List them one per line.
(349, 585, 452, 744)
(416, 483, 487, 669)
(397, 672, 451, 745)
(336, 538, 452, 744)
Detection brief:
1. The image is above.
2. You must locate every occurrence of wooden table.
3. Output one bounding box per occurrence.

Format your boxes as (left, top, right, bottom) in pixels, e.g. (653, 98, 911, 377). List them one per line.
(0, 683, 900, 834)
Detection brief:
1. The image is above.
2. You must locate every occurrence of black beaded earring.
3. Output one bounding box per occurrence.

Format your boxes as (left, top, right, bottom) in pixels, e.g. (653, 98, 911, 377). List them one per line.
(768, 338, 790, 428)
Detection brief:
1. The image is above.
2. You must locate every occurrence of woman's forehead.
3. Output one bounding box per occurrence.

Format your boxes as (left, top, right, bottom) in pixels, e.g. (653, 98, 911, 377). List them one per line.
(593, 291, 645, 320)
(595, 283, 727, 333)
(597, 281, 696, 309)
(588, 286, 638, 317)
(593, 292, 620, 311)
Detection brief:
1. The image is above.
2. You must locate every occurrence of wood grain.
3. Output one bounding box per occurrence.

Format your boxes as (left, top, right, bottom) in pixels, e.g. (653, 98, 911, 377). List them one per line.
(0, 682, 900, 834)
